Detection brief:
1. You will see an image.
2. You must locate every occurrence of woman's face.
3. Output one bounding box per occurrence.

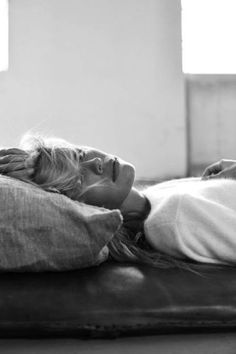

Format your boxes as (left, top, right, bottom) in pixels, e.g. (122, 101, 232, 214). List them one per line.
(76, 146, 135, 209)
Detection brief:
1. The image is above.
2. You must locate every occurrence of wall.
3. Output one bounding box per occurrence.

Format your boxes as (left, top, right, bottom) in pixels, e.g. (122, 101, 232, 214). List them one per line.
(186, 75, 236, 174)
(0, 0, 186, 179)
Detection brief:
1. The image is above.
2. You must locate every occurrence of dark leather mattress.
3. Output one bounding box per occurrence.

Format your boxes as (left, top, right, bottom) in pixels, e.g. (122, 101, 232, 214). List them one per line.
(0, 261, 235, 338)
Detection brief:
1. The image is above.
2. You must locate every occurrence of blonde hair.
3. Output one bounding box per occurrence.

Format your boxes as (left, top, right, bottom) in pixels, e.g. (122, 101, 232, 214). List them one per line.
(19, 133, 87, 200)
(20, 133, 111, 201)
(107, 223, 202, 275)
(14, 133, 201, 274)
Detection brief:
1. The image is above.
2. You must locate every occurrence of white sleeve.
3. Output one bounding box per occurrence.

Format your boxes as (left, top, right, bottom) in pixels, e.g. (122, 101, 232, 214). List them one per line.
(176, 193, 236, 265)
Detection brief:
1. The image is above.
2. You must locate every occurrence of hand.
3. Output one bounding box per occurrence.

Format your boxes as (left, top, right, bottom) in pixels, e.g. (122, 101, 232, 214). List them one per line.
(0, 148, 35, 181)
(202, 159, 236, 180)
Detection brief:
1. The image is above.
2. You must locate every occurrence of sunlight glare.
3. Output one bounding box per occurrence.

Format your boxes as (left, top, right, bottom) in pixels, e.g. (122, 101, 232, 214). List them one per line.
(181, 0, 236, 73)
(0, 0, 8, 72)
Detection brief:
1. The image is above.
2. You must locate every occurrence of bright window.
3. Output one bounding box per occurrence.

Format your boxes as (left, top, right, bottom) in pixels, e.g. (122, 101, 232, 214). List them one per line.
(0, 0, 8, 72)
(181, 0, 236, 74)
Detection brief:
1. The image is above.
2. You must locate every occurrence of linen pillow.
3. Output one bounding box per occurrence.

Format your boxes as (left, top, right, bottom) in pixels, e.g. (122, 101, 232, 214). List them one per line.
(0, 175, 123, 272)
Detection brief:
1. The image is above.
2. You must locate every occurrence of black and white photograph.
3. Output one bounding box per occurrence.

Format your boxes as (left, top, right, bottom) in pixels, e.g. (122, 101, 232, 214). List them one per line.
(0, 0, 236, 353)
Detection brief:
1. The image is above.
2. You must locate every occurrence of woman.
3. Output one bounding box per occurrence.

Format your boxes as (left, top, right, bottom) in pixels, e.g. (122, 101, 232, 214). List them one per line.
(1, 133, 236, 271)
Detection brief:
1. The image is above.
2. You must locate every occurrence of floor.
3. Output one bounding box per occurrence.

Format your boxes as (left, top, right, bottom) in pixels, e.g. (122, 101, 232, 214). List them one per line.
(0, 332, 235, 354)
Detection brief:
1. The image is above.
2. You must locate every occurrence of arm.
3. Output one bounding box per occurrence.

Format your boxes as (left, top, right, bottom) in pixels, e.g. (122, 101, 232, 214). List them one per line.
(202, 159, 236, 180)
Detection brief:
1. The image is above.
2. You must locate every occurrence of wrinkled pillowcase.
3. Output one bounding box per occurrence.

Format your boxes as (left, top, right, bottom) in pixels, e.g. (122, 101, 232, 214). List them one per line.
(0, 175, 123, 272)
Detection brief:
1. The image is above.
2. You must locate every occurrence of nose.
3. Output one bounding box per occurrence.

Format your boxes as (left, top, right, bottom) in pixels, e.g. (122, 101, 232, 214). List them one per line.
(82, 157, 103, 175)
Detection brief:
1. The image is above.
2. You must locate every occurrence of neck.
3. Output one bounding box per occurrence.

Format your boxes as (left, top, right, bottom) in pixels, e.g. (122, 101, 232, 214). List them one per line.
(119, 187, 150, 220)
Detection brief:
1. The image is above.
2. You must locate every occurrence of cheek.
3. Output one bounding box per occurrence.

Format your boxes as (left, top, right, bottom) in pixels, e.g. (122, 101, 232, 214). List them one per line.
(78, 164, 135, 209)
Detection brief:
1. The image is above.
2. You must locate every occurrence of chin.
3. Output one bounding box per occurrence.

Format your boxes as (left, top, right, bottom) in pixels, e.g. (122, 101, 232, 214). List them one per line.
(122, 163, 135, 184)
(125, 165, 135, 195)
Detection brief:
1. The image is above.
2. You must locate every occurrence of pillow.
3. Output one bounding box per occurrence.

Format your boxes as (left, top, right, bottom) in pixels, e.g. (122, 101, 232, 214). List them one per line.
(0, 175, 123, 272)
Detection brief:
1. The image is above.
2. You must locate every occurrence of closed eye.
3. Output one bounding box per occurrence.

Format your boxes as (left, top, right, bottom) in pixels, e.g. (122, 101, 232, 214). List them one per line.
(78, 149, 86, 162)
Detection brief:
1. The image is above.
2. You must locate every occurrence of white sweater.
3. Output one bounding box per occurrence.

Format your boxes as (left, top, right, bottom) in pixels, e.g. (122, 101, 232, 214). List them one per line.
(143, 177, 236, 265)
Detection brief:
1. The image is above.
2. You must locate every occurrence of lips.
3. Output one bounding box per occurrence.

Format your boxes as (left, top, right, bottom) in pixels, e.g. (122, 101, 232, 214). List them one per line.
(112, 157, 120, 182)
